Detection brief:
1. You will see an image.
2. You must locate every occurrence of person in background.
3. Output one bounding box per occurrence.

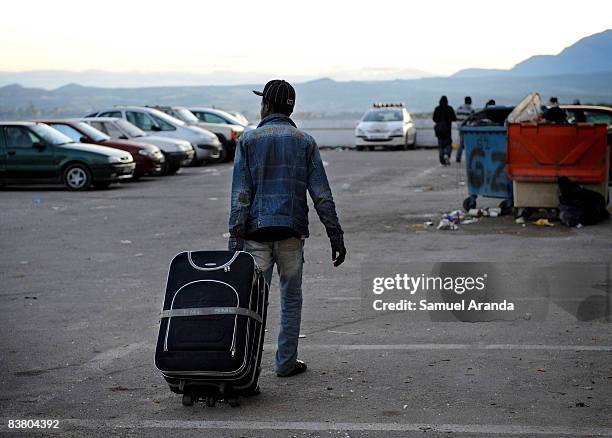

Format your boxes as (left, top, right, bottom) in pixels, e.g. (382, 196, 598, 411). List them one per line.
(544, 97, 568, 124)
(433, 95, 457, 166)
(485, 99, 496, 107)
(454, 96, 474, 163)
(572, 99, 587, 123)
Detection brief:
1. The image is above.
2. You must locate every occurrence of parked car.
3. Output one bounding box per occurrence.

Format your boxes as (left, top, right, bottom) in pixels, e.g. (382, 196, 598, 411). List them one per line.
(82, 117, 193, 175)
(38, 119, 164, 179)
(153, 106, 244, 162)
(84, 107, 222, 165)
(355, 103, 417, 151)
(225, 110, 256, 130)
(0, 122, 134, 190)
(190, 107, 256, 132)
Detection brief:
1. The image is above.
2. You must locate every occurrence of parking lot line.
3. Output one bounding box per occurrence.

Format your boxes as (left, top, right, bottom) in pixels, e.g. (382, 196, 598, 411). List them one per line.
(17, 419, 612, 436)
(266, 343, 612, 352)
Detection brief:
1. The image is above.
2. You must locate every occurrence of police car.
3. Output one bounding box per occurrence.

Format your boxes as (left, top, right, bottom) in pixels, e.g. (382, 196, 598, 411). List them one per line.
(355, 103, 417, 151)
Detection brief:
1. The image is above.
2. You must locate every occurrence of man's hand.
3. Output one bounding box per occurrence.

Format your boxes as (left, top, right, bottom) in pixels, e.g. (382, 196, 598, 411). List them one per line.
(331, 244, 347, 267)
(228, 226, 244, 251)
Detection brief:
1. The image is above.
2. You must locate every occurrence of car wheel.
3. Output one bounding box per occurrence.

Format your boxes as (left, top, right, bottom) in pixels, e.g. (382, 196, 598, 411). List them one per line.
(93, 181, 112, 190)
(217, 145, 228, 163)
(356, 145, 364, 151)
(405, 133, 416, 150)
(167, 163, 181, 175)
(63, 163, 92, 191)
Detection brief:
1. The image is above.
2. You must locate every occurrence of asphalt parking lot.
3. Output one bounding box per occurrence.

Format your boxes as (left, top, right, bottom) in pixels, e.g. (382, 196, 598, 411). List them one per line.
(1, 149, 611, 437)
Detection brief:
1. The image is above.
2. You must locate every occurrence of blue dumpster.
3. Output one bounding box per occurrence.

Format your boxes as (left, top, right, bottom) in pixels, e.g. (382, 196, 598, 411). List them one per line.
(460, 125, 513, 213)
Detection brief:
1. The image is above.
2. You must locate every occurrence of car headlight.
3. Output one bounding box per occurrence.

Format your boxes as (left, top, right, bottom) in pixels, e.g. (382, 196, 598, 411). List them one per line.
(138, 149, 154, 158)
(356, 128, 365, 136)
(108, 156, 123, 163)
(391, 128, 403, 136)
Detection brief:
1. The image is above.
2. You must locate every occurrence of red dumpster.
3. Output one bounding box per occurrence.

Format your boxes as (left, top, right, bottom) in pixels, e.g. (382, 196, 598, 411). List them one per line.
(507, 123, 609, 207)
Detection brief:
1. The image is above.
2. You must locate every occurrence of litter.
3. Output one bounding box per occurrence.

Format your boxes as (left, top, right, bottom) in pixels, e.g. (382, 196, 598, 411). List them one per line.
(120, 240, 132, 244)
(533, 218, 554, 227)
(468, 209, 481, 217)
(515, 217, 525, 224)
(437, 218, 459, 231)
(460, 218, 478, 225)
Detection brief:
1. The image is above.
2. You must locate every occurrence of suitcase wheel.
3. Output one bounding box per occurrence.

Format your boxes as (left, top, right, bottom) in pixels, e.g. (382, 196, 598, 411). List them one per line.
(182, 393, 195, 407)
(205, 396, 216, 407)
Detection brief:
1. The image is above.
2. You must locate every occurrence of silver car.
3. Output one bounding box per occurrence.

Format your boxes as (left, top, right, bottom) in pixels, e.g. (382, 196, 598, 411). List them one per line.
(84, 106, 222, 164)
(152, 106, 244, 162)
(82, 117, 194, 175)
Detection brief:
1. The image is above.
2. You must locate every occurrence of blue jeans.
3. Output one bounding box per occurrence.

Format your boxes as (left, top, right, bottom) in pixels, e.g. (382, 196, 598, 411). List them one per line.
(244, 237, 304, 375)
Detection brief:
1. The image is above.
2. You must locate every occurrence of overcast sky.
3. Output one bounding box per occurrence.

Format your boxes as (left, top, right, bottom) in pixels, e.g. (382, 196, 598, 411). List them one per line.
(1, 0, 610, 82)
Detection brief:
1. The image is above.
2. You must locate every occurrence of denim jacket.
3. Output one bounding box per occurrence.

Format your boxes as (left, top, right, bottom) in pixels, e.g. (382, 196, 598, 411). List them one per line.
(229, 113, 343, 249)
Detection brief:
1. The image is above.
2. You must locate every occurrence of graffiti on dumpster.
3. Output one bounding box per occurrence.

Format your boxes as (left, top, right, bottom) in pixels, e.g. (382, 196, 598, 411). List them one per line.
(468, 143, 509, 194)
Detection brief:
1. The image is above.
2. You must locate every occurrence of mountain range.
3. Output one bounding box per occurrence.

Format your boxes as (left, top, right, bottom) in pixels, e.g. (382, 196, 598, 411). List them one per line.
(453, 29, 612, 77)
(0, 30, 610, 119)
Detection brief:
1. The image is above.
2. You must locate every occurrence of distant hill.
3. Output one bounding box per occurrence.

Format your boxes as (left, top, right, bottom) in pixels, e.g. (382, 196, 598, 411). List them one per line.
(454, 29, 612, 78)
(2, 72, 612, 120)
(0, 68, 434, 89)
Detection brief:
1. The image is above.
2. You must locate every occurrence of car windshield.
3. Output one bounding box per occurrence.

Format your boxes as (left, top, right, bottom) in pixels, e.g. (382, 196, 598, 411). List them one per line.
(116, 119, 147, 137)
(174, 108, 199, 123)
(150, 109, 184, 127)
(75, 122, 110, 142)
(218, 111, 246, 126)
(30, 124, 75, 145)
(362, 110, 402, 122)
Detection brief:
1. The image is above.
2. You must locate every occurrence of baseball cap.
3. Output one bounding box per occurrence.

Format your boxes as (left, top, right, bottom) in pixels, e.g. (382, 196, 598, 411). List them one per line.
(253, 79, 295, 109)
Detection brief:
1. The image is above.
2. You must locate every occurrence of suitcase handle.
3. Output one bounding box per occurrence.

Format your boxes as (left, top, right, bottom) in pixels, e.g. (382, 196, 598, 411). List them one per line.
(187, 251, 240, 271)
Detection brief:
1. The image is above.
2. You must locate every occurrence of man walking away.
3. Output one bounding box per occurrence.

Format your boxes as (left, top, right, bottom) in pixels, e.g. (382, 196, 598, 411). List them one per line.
(455, 96, 474, 163)
(228, 79, 347, 378)
(433, 95, 457, 165)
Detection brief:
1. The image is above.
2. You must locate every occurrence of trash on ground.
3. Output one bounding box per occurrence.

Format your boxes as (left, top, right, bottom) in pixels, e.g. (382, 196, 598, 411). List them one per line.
(558, 176, 610, 227)
(411, 221, 434, 229)
(437, 218, 459, 231)
(515, 217, 526, 224)
(533, 218, 554, 227)
(460, 218, 478, 225)
(468, 209, 481, 217)
(437, 210, 463, 230)
(120, 240, 132, 244)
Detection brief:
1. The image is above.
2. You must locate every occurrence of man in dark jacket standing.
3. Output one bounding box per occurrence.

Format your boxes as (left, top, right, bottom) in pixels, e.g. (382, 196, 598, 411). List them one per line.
(433, 95, 457, 165)
(229, 79, 347, 377)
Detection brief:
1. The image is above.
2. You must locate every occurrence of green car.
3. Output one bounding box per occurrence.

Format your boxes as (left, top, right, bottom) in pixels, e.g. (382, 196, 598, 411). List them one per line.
(0, 122, 135, 190)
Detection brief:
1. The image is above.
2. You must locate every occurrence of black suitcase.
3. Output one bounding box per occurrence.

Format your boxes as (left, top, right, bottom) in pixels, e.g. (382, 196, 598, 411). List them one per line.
(155, 250, 269, 407)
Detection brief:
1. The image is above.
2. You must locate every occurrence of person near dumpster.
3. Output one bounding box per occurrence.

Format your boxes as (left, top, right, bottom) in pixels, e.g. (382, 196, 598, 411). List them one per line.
(228, 79, 347, 378)
(544, 97, 568, 124)
(455, 96, 475, 163)
(433, 95, 457, 166)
